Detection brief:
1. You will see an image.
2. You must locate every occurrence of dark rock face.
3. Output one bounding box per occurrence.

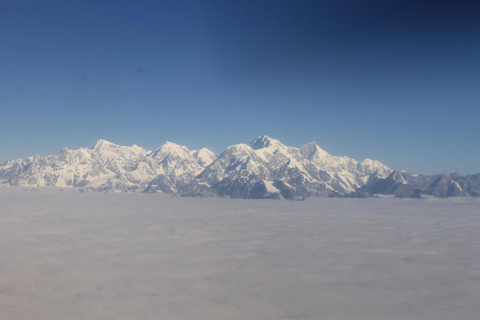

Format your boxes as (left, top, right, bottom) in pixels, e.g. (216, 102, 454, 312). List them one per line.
(426, 176, 466, 198)
(212, 176, 280, 199)
(461, 173, 480, 197)
(394, 185, 423, 199)
(355, 171, 423, 198)
(145, 175, 176, 194)
(213, 177, 258, 199)
(145, 174, 217, 197)
(273, 181, 310, 200)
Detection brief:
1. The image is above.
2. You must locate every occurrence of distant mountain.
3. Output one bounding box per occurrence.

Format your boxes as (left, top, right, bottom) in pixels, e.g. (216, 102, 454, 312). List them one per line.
(1, 136, 478, 199)
(354, 171, 480, 198)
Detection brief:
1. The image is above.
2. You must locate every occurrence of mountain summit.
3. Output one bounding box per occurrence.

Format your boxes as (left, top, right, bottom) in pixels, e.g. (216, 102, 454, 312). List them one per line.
(0, 136, 478, 199)
(250, 135, 284, 150)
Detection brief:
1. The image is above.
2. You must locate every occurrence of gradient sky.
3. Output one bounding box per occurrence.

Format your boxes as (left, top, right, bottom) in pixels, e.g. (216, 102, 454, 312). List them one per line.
(1, 0, 479, 174)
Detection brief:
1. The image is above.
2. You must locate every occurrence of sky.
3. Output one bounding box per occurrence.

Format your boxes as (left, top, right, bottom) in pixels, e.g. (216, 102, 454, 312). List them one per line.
(1, 0, 479, 174)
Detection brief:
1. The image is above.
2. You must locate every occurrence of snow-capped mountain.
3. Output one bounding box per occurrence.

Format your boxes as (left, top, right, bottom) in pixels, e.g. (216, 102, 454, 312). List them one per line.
(0, 136, 478, 199)
(195, 136, 391, 199)
(354, 171, 480, 198)
(0, 140, 148, 190)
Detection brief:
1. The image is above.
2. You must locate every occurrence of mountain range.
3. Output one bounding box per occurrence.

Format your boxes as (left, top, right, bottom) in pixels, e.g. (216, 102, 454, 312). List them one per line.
(0, 136, 478, 199)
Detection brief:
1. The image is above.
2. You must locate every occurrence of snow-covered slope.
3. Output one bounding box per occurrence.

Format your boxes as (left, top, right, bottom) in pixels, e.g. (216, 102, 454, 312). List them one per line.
(1, 136, 477, 199)
(143, 142, 215, 195)
(0, 140, 148, 190)
(0, 140, 216, 193)
(198, 136, 393, 199)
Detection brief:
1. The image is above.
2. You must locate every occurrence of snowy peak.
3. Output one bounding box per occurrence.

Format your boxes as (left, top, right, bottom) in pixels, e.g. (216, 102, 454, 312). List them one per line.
(193, 148, 216, 167)
(92, 139, 115, 152)
(145, 141, 205, 177)
(250, 135, 284, 150)
(298, 141, 331, 162)
(388, 171, 408, 184)
(155, 141, 188, 152)
(150, 141, 190, 159)
(92, 139, 148, 159)
(358, 158, 391, 178)
(223, 143, 254, 155)
(213, 144, 261, 166)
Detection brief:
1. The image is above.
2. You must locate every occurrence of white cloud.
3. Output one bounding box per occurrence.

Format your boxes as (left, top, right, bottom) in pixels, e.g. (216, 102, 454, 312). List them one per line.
(0, 188, 479, 319)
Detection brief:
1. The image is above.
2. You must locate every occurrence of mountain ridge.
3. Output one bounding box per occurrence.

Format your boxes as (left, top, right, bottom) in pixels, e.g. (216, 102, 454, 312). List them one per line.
(1, 136, 478, 199)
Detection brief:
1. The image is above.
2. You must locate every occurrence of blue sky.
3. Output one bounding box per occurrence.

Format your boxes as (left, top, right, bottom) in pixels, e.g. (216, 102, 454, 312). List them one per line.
(1, 0, 479, 174)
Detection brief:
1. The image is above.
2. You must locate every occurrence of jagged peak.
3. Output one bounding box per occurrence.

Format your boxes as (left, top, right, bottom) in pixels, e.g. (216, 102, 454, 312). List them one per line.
(299, 141, 319, 152)
(92, 139, 116, 152)
(215, 144, 256, 162)
(299, 141, 330, 159)
(92, 139, 148, 156)
(151, 141, 190, 158)
(57, 147, 71, 157)
(387, 171, 408, 184)
(441, 172, 452, 179)
(250, 135, 284, 150)
(159, 141, 188, 150)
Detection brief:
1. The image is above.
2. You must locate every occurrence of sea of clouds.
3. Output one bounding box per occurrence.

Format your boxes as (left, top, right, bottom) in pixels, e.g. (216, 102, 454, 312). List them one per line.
(0, 188, 479, 319)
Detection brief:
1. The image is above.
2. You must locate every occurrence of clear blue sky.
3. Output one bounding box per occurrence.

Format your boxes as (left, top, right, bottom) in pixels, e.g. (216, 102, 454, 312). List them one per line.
(1, 0, 479, 174)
